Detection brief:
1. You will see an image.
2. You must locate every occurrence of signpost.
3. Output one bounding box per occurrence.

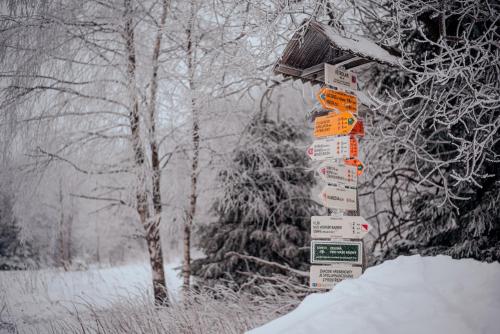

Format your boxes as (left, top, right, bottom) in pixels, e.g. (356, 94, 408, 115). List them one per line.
(311, 216, 371, 239)
(319, 185, 357, 211)
(307, 136, 357, 161)
(316, 87, 358, 114)
(313, 111, 357, 138)
(310, 264, 362, 289)
(324, 64, 358, 91)
(317, 162, 357, 187)
(310, 240, 363, 265)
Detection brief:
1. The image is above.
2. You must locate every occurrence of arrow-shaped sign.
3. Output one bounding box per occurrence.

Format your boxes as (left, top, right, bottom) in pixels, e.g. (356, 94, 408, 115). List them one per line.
(311, 216, 372, 239)
(307, 136, 358, 161)
(310, 264, 362, 289)
(316, 87, 358, 114)
(344, 158, 364, 176)
(317, 162, 357, 187)
(350, 119, 365, 137)
(319, 185, 357, 211)
(314, 111, 357, 138)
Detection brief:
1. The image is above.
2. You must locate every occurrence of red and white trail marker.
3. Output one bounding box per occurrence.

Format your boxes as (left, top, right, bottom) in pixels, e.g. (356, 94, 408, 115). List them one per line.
(317, 161, 357, 188)
(318, 185, 357, 211)
(307, 136, 357, 161)
(311, 216, 372, 239)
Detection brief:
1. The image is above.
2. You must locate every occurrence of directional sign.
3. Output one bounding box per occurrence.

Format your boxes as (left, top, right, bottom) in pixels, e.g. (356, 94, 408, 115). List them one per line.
(325, 63, 358, 91)
(345, 158, 364, 176)
(313, 111, 357, 138)
(307, 136, 357, 161)
(319, 185, 357, 211)
(310, 264, 362, 289)
(317, 162, 357, 187)
(350, 119, 365, 137)
(316, 87, 358, 114)
(311, 216, 371, 239)
(311, 240, 363, 265)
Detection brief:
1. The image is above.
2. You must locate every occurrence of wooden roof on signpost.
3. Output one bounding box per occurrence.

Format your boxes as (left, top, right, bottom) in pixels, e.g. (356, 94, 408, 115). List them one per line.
(274, 21, 402, 85)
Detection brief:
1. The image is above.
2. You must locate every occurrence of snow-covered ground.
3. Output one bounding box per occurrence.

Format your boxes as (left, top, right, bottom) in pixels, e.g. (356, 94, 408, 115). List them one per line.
(248, 255, 500, 334)
(0, 260, 182, 332)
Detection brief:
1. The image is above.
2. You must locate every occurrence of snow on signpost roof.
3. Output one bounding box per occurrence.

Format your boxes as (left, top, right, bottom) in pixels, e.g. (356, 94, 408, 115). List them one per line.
(274, 21, 402, 85)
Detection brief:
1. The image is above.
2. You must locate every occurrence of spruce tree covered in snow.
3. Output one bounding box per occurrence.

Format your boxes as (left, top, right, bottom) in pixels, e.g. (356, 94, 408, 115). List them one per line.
(357, 0, 500, 263)
(192, 115, 318, 289)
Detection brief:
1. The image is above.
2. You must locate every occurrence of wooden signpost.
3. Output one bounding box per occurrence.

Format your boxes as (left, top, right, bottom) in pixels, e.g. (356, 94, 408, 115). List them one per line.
(308, 67, 368, 289)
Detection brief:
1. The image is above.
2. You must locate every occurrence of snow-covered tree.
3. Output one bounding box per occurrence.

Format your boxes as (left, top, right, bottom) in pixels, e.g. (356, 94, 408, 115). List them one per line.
(353, 0, 500, 262)
(192, 113, 318, 290)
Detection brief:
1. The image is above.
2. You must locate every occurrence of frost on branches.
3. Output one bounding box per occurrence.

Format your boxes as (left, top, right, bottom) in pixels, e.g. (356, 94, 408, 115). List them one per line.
(360, 0, 500, 262)
(192, 115, 319, 292)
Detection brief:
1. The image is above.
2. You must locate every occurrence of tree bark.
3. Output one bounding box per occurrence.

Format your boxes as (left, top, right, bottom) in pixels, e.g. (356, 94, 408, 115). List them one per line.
(183, 0, 199, 291)
(124, 0, 168, 306)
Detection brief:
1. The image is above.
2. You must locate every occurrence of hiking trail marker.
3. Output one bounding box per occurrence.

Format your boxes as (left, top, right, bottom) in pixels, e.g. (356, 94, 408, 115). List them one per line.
(344, 158, 364, 176)
(311, 216, 371, 239)
(317, 162, 357, 187)
(324, 63, 358, 91)
(319, 185, 357, 211)
(316, 87, 358, 114)
(310, 240, 363, 265)
(314, 110, 357, 138)
(309, 264, 362, 289)
(307, 136, 358, 161)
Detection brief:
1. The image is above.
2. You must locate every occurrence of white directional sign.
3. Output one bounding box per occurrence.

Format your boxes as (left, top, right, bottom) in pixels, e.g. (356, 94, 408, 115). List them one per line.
(311, 240, 363, 265)
(325, 63, 358, 91)
(317, 162, 357, 187)
(319, 185, 357, 211)
(306, 136, 354, 161)
(311, 216, 371, 239)
(310, 264, 362, 289)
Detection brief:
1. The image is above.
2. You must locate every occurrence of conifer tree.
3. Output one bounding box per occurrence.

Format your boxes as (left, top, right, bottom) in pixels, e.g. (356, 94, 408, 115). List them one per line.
(192, 114, 318, 289)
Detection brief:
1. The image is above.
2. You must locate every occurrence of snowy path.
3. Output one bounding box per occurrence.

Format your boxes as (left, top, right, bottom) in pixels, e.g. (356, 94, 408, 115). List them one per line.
(248, 255, 500, 334)
(0, 261, 182, 332)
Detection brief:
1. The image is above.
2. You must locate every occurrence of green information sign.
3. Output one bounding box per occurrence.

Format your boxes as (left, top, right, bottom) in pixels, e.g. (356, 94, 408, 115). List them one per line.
(310, 240, 362, 265)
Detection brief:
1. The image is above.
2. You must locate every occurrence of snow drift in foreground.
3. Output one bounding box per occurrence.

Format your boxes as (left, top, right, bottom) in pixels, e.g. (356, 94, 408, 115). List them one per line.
(248, 255, 500, 334)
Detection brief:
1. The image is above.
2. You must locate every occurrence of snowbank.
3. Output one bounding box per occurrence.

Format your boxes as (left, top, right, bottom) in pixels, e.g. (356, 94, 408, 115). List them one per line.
(248, 255, 500, 334)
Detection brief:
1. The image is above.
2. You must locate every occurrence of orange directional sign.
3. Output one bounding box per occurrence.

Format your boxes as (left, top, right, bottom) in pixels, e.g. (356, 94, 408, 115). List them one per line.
(316, 87, 358, 114)
(314, 111, 357, 138)
(350, 119, 365, 137)
(345, 158, 364, 175)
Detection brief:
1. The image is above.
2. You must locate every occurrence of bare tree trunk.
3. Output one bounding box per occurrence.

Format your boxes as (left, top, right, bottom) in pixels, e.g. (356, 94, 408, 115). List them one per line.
(183, 1, 199, 291)
(57, 179, 72, 271)
(148, 0, 169, 233)
(124, 0, 168, 306)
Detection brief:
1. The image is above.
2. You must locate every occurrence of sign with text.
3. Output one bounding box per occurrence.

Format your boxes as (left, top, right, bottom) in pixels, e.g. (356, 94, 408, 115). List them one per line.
(317, 162, 357, 187)
(319, 185, 357, 211)
(307, 136, 357, 161)
(325, 63, 358, 91)
(311, 216, 371, 239)
(313, 111, 357, 138)
(311, 240, 363, 265)
(316, 87, 358, 114)
(310, 264, 362, 289)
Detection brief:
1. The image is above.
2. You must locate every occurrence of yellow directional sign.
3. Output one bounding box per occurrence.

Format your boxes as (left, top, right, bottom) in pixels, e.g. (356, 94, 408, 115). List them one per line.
(316, 87, 358, 114)
(314, 111, 357, 138)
